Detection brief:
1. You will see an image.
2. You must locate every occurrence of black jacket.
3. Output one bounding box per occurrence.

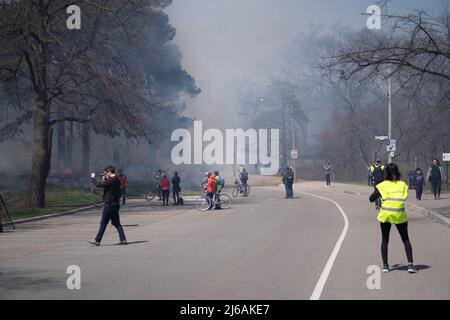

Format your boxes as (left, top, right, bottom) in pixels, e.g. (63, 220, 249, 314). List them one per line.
(172, 175, 181, 192)
(92, 175, 122, 204)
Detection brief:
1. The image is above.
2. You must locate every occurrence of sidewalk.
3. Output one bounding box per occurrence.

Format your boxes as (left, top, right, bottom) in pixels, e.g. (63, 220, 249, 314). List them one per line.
(327, 181, 450, 228)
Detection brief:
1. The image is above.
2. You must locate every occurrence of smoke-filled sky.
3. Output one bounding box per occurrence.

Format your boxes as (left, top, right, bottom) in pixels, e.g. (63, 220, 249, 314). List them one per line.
(167, 0, 442, 124)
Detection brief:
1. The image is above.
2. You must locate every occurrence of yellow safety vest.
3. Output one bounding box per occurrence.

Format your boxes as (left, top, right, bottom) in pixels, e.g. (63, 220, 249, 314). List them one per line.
(370, 164, 385, 173)
(376, 180, 408, 224)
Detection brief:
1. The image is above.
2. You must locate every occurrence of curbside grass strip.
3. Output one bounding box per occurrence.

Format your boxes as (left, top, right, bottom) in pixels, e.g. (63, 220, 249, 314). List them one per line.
(0, 203, 103, 226)
(407, 203, 450, 229)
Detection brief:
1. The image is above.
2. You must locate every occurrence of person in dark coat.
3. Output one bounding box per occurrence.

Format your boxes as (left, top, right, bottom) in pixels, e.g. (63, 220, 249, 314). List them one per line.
(414, 168, 425, 201)
(88, 166, 127, 246)
(172, 171, 181, 205)
(427, 159, 446, 200)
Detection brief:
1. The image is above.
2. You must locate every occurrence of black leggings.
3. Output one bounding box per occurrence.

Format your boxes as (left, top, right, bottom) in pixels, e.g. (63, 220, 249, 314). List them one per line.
(380, 222, 413, 265)
(430, 179, 442, 198)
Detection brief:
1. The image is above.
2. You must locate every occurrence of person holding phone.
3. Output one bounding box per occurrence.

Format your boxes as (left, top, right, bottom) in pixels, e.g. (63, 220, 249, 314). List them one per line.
(88, 165, 127, 246)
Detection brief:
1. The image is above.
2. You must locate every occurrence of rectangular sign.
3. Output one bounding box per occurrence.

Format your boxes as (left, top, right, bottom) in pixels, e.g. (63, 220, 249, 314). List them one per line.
(291, 150, 298, 159)
(386, 139, 396, 152)
(443, 153, 450, 162)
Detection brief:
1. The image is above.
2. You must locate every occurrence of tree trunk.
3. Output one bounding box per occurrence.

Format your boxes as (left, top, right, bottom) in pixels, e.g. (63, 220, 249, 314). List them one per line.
(25, 103, 53, 208)
(56, 106, 66, 173)
(82, 123, 90, 176)
(25, 32, 51, 208)
(112, 137, 120, 168)
(66, 117, 74, 170)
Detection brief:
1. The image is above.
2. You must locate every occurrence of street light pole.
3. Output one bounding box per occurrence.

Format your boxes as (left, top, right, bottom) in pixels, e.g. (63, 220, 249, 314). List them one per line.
(388, 76, 393, 164)
(291, 115, 297, 182)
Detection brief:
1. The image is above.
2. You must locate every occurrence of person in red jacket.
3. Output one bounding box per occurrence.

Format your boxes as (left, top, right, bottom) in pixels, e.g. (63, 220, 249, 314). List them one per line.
(206, 172, 216, 210)
(160, 174, 171, 206)
(118, 169, 129, 205)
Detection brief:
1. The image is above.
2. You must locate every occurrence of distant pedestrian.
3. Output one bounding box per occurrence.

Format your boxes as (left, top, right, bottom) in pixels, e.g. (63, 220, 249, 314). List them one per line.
(118, 169, 129, 205)
(206, 172, 216, 210)
(324, 163, 331, 186)
(407, 170, 415, 189)
(282, 167, 294, 199)
(369, 163, 417, 274)
(172, 171, 181, 206)
(214, 171, 224, 210)
(427, 159, 446, 200)
(160, 174, 171, 206)
(371, 159, 385, 210)
(88, 166, 127, 246)
(367, 163, 373, 186)
(414, 168, 425, 201)
(239, 167, 249, 196)
(155, 169, 163, 200)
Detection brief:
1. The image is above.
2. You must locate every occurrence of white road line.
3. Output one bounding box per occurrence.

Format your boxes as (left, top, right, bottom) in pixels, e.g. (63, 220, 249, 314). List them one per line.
(302, 192, 350, 300)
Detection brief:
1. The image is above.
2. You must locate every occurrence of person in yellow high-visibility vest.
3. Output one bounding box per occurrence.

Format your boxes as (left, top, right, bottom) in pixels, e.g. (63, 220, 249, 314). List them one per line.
(369, 163, 418, 274)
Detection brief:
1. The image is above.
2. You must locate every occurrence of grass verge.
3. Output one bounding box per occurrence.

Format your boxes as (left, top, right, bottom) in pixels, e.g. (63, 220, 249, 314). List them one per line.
(1, 186, 101, 221)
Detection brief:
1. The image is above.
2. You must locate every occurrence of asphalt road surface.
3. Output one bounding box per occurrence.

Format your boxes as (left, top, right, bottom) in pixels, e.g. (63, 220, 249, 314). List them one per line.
(1, 181, 449, 300)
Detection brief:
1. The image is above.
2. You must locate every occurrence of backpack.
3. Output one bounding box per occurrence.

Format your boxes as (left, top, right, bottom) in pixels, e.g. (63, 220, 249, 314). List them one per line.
(372, 165, 385, 184)
(218, 178, 225, 188)
(286, 174, 294, 184)
(178, 196, 184, 205)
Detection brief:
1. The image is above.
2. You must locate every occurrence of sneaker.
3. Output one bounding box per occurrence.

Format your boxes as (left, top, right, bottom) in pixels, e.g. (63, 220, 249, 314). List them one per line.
(408, 264, 418, 273)
(119, 241, 128, 245)
(87, 240, 100, 246)
(382, 264, 390, 273)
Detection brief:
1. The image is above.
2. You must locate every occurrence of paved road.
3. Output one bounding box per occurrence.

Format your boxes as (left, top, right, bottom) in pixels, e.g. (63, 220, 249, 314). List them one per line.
(1, 182, 449, 300)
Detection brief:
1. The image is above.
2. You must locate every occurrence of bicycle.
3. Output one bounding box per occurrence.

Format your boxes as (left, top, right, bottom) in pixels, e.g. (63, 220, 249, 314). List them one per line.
(232, 179, 250, 198)
(145, 184, 161, 202)
(195, 191, 232, 211)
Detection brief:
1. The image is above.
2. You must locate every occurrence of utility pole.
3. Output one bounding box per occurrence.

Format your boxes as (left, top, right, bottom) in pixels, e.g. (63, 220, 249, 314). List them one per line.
(388, 77, 393, 164)
(291, 115, 297, 182)
(281, 99, 287, 169)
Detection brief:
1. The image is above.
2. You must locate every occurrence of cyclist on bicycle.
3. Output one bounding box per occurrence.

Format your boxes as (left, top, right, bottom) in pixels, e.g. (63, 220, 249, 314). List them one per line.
(239, 167, 249, 197)
(206, 172, 216, 210)
(214, 171, 225, 210)
(155, 169, 163, 200)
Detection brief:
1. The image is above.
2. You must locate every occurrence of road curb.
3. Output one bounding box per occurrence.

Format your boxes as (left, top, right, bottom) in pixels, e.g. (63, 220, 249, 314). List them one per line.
(1, 203, 102, 227)
(407, 203, 450, 229)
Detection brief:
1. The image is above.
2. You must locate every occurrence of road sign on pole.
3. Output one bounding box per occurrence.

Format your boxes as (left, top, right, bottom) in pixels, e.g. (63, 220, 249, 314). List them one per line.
(444, 153, 450, 191)
(386, 139, 396, 152)
(291, 150, 298, 159)
(375, 136, 389, 140)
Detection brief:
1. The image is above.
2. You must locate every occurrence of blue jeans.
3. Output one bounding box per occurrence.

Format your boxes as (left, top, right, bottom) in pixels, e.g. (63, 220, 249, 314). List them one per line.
(325, 174, 331, 185)
(241, 180, 248, 196)
(285, 183, 293, 198)
(415, 182, 423, 200)
(95, 203, 126, 242)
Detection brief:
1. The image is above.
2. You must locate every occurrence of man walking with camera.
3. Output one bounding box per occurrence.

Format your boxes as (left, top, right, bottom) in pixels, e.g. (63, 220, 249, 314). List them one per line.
(88, 166, 127, 246)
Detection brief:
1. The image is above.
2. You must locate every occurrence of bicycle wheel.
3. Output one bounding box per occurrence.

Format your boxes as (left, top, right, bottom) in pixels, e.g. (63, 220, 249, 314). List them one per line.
(218, 193, 232, 209)
(195, 197, 212, 211)
(145, 192, 156, 201)
(232, 186, 240, 198)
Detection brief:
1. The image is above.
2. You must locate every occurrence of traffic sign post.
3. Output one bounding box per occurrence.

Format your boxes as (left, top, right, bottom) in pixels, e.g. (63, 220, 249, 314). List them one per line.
(291, 150, 298, 159)
(444, 153, 450, 191)
(386, 139, 396, 152)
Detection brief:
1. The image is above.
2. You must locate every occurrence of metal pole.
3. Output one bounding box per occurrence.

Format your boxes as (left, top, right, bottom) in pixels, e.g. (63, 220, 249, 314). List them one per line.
(292, 116, 297, 182)
(447, 162, 449, 191)
(281, 100, 287, 169)
(388, 77, 392, 164)
(0, 194, 15, 230)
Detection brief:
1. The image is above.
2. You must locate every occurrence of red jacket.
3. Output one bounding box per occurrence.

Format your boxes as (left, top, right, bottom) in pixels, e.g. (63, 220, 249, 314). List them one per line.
(207, 176, 216, 193)
(160, 177, 171, 191)
(118, 174, 128, 189)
